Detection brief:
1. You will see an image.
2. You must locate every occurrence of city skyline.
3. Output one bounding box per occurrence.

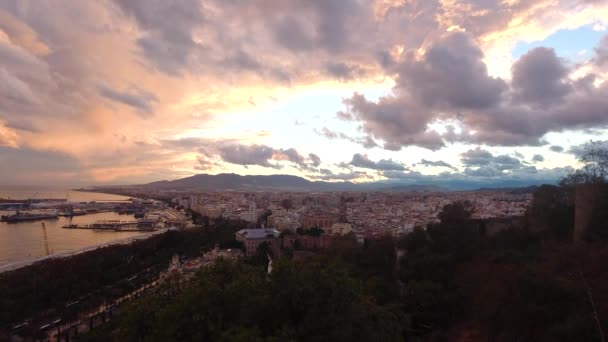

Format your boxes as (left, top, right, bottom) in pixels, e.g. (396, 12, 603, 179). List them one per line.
(1, 1, 608, 187)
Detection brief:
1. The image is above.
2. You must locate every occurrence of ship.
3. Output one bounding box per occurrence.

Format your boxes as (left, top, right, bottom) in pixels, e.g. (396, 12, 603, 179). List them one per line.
(57, 207, 87, 217)
(1, 210, 59, 223)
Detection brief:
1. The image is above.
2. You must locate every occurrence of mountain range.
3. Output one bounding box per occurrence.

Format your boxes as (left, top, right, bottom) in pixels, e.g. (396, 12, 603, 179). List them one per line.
(89, 173, 553, 192)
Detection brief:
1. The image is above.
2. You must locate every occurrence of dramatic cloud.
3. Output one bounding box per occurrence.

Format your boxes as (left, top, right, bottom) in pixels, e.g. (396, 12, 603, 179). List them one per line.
(0, 121, 18, 148)
(569, 140, 608, 157)
(197, 142, 321, 171)
(308, 153, 321, 167)
(98, 84, 158, 115)
(463, 166, 502, 178)
(340, 30, 608, 150)
(418, 159, 456, 170)
(550, 145, 564, 152)
(216, 144, 278, 169)
(112, 0, 204, 76)
(594, 35, 608, 67)
(1, 0, 608, 185)
(314, 126, 378, 149)
(532, 154, 545, 162)
(349, 153, 406, 171)
(342, 93, 444, 150)
(310, 168, 371, 181)
(395, 32, 507, 110)
(511, 47, 572, 106)
(461, 148, 523, 171)
(461, 148, 495, 166)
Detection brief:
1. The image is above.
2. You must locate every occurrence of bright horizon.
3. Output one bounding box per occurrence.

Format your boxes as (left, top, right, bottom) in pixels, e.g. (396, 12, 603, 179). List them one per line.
(1, 1, 608, 187)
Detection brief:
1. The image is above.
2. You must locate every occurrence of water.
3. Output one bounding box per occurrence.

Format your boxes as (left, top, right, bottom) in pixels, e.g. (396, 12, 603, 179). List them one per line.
(0, 189, 130, 202)
(0, 190, 152, 268)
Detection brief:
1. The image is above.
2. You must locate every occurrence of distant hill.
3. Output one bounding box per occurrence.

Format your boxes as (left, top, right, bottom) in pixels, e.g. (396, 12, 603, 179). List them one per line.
(87, 173, 556, 193)
(92, 173, 447, 192)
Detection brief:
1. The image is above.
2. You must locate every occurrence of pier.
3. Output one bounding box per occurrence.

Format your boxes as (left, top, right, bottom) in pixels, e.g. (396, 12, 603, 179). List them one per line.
(62, 220, 157, 231)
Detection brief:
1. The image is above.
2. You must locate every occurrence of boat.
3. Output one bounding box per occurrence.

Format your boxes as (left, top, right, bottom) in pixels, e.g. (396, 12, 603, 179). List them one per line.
(57, 207, 87, 217)
(1, 211, 58, 223)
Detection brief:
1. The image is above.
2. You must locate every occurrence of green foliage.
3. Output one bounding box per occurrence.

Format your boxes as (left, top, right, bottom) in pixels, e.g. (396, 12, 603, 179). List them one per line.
(585, 187, 608, 242)
(481, 272, 594, 341)
(99, 259, 405, 341)
(527, 184, 574, 240)
(438, 200, 475, 224)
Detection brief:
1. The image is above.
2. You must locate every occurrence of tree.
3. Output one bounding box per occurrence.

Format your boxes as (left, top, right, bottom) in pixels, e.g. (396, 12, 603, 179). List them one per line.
(438, 201, 475, 224)
(561, 141, 608, 185)
(526, 185, 574, 239)
(280, 199, 293, 210)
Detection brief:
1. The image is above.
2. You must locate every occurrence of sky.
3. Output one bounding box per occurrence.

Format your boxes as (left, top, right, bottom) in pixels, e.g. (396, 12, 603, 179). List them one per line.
(1, 0, 608, 187)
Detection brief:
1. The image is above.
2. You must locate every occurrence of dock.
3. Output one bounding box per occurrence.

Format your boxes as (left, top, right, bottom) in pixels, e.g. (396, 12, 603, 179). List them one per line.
(62, 220, 157, 232)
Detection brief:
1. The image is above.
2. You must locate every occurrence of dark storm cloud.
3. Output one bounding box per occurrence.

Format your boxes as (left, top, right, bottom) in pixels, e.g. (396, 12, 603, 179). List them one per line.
(98, 84, 158, 115)
(349, 153, 406, 171)
(418, 159, 456, 170)
(550, 145, 564, 152)
(511, 47, 572, 106)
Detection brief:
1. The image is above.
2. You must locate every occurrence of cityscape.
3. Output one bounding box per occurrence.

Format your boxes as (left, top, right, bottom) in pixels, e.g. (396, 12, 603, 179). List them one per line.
(1, 0, 608, 341)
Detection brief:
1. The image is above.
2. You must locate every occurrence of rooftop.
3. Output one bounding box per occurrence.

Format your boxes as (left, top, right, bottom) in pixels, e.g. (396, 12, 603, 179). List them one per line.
(236, 228, 280, 240)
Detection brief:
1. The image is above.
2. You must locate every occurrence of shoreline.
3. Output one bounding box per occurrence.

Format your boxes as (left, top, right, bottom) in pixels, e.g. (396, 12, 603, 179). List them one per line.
(0, 227, 174, 274)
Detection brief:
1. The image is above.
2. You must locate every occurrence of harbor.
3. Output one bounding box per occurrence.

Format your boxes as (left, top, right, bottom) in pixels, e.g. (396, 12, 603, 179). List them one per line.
(63, 218, 161, 232)
(0, 190, 190, 269)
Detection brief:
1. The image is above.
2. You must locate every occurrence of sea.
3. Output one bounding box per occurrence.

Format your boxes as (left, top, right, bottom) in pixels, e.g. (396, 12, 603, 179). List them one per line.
(0, 189, 155, 271)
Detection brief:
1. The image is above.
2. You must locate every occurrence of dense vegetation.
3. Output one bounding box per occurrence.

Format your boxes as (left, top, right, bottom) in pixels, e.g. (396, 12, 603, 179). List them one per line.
(0, 218, 248, 337)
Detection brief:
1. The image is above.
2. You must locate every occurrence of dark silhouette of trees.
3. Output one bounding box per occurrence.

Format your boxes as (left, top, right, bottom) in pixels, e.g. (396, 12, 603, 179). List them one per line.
(526, 184, 574, 240)
(296, 226, 325, 236)
(561, 141, 608, 186)
(438, 200, 475, 224)
(280, 199, 293, 210)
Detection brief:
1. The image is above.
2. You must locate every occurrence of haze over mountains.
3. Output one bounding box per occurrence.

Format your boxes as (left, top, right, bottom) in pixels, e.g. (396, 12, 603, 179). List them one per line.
(90, 173, 553, 192)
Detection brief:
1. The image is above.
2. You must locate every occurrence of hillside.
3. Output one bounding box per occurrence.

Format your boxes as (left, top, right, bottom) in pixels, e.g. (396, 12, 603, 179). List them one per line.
(92, 173, 447, 192)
